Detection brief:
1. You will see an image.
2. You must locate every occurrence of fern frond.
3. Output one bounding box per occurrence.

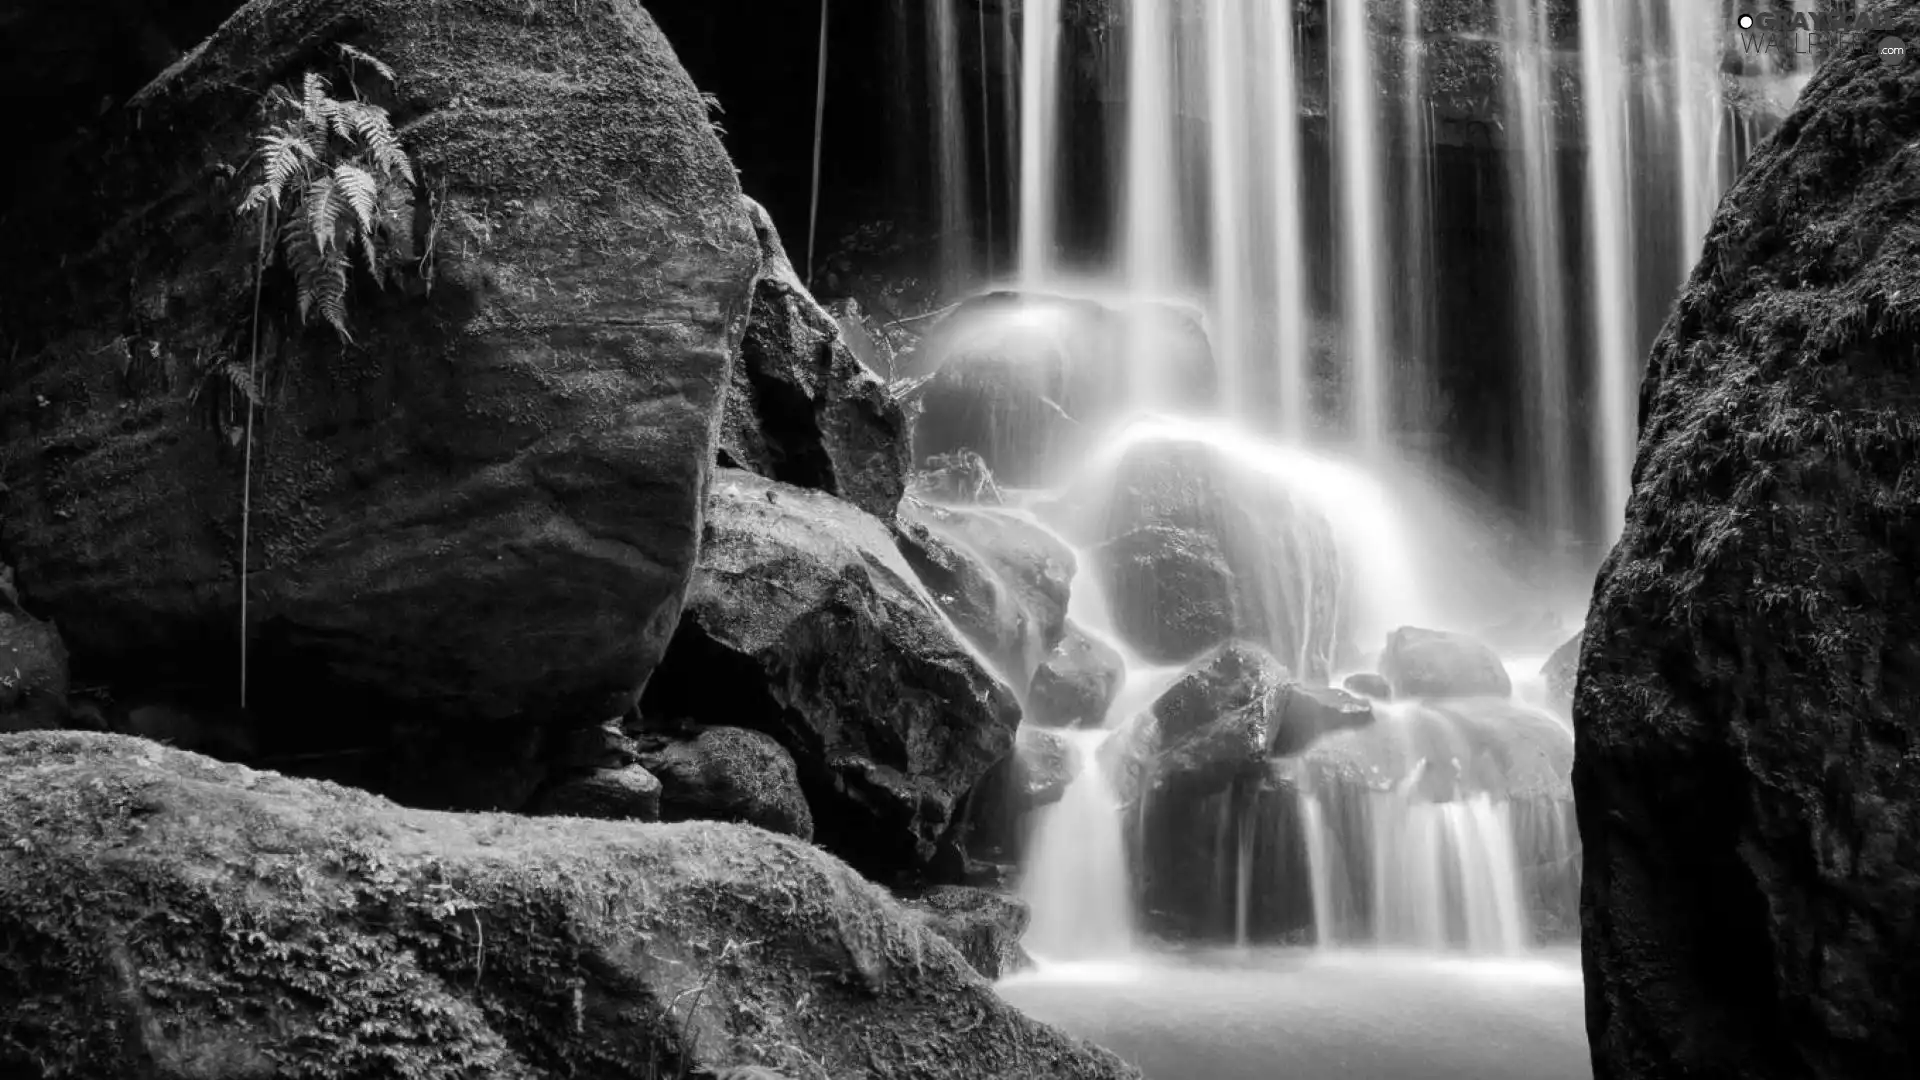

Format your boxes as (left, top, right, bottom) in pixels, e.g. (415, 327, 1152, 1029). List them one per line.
(258, 131, 315, 205)
(315, 248, 352, 342)
(337, 43, 397, 84)
(306, 175, 340, 255)
(302, 72, 334, 129)
(333, 162, 380, 236)
(282, 217, 323, 323)
(340, 100, 414, 184)
(238, 182, 275, 216)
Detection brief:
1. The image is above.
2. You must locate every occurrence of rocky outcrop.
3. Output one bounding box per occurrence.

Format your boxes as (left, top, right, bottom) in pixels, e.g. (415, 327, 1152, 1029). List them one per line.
(643, 470, 1021, 880)
(1028, 624, 1126, 729)
(720, 198, 909, 520)
(1378, 627, 1512, 700)
(1577, 13, 1920, 1077)
(1101, 643, 1290, 804)
(635, 724, 813, 841)
(903, 885, 1034, 981)
(0, 0, 760, 801)
(0, 731, 1137, 1080)
(893, 498, 1074, 685)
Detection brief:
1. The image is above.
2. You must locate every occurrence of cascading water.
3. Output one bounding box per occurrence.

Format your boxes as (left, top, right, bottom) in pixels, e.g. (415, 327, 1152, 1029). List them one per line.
(1333, 0, 1389, 453)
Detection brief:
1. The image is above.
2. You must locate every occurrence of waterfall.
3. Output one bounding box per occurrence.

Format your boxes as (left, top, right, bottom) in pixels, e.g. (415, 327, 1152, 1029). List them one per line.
(1577, 0, 1637, 539)
(1205, 0, 1249, 406)
(1124, 0, 1180, 405)
(1333, 0, 1389, 454)
(929, 0, 971, 290)
(1018, 0, 1060, 283)
(1022, 728, 1135, 961)
(1264, 2, 1310, 439)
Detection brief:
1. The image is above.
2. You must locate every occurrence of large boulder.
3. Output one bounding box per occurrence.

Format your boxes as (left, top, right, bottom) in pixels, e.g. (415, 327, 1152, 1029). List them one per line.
(635, 724, 814, 841)
(1084, 438, 1343, 677)
(643, 470, 1021, 880)
(902, 885, 1034, 981)
(1378, 626, 1513, 700)
(1027, 623, 1127, 729)
(893, 498, 1074, 685)
(1576, 16, 1920, 1078)
(1008, 724, 1084, 810)
(0, 0, 760, 798)
(0, 731, 1137, 1080)
(1100, 643, 1290, 805)
(719, 198, 908, 520)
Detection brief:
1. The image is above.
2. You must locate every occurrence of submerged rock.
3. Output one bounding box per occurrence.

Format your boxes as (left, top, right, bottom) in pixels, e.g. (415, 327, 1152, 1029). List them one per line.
(903, 885, 1034, 981)
(893, 498, 1074, 685)
(0, 0, 759, 788)
(0, 731, 1136, 1080)
(1378, 626, 1512, 700)
(720, 198, 909, 520)
(635, 724, 813, 841)
(644, 470, 1020, 880)
(1578, 19, 1920, 1077)
(1027, 623, 1127, 729)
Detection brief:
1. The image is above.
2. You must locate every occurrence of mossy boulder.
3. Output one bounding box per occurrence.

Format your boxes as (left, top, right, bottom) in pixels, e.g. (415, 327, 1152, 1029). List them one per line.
(1577, 7, 1920, 1076)
(635, 725, 813, 841)
(0, 0, 758, 799)
(0, 731, 1138, 1080)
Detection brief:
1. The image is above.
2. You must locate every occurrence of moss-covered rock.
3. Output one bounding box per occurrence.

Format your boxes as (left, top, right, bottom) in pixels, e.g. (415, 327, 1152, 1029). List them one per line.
(0, 731, 1139, 1080)
(0, 0, 758, 798)
(1576, 4, 1920, 1075)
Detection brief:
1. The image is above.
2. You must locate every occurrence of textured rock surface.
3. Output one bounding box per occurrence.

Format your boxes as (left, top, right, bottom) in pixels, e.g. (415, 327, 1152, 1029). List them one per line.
(720, 198, 908, 520)
(0, 0, 759, 793)
(1100, 643, 1289, 804)
(0, 583, 67, 731)
(894, 498, 1074, 685)
(525, 764, 662, 822)
(636, 724, 813, 841)
(643, 470, 1021, 880)
(1540, 632, 1580, 713)
(1009, 725, 1083, 810)
(0, 731, 1137, 1080)
(903, 885, 1034, 982)
(1271, 684, 1373, 756)
(1577, 14, 1920, 1077)
(1378, 627, 1512, 700)
(1028, 623, 1127, 729)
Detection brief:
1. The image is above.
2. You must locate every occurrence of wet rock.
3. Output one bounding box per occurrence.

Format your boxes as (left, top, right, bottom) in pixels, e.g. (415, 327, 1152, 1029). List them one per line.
(1090, 439, 1341, 676)
(0, 731, 1137, 1080)
(1540, 632, 1580, 713)
(0, 0, 760, 784)
(1028, 623, 1126, 729)
(909, 449, 1005, 506)
(1378, 626, 1512, 700)
(1578, 23, 1920, 1077)
(527, 765, 662, 822)
(906, 293, 1216, 485)
(643, 470, 1020, 880)
(1342, 671, 1393, 699)
(1272, 684, 1373, 756)
(0, 588, 67, 731)
(893, 498, 1073, 685)
(825, 296, 896, 381)
(903, 885, 1034, 981)
(1010, 725, 1084, 810)
(720, 198, 909, 520)
(1101, 642, 1289, 804)
(634, 725, 813, 841)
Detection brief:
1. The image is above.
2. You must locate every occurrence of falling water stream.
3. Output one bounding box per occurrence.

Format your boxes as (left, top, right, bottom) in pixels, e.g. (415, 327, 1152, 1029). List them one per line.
(899, 0, 1814, 1076)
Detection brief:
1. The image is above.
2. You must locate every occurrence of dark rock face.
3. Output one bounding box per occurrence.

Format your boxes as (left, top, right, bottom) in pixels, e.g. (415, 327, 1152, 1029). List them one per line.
(893, 498, 1074, 685)
(903, 885, 1034, 981)
(0, 732, 1138, 1080)
(1090, 440, 1342, 677)
(1541, 632, 1580, 713)
(720, 198, 908, 520)
(1101, 643, 1289, 804)
(526, 765, 662, 822)
(1378, 627, 1512, 700)
(0, 0, 759, 796)
(0, 584, 67, 731)
(1272, 684, 1373, 756)
(1028, 623, 1127, 729)
(635, 725, 813, 841)
(1577, 17, 1920, 1078)
(644, 470, 1021, 880)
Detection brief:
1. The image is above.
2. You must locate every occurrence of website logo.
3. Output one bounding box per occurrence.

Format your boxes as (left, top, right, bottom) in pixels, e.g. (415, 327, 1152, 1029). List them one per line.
(1734, 6, 1905, 66)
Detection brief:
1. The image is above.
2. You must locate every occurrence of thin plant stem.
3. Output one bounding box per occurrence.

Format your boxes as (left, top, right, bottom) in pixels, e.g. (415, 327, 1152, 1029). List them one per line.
(242, 207, 268, 710)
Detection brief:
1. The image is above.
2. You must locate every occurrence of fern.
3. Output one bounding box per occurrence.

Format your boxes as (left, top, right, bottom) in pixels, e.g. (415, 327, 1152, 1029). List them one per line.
(236, 46, 415, 344)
